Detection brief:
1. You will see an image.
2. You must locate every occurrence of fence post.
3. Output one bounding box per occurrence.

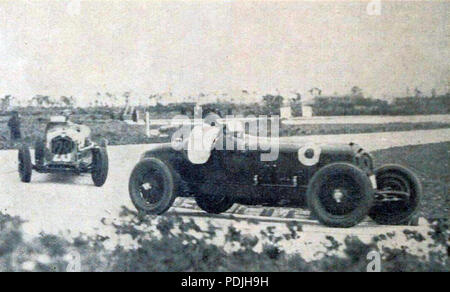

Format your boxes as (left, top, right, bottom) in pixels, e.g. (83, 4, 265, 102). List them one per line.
(145, 111, 150, 137)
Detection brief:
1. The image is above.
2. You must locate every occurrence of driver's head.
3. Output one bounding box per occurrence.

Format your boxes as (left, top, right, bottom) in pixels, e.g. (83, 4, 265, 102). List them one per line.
(62, 109, 72, 121)
(202, 111, 222, 127)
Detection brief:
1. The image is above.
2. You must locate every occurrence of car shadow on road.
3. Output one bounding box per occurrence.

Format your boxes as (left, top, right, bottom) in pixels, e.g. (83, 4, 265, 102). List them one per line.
(31, 173, 95, 186)
(166, 208, 320, 225)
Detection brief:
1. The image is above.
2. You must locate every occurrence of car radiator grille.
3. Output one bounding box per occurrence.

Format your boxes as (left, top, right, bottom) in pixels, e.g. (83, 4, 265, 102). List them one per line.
(51, 136, 75, 155)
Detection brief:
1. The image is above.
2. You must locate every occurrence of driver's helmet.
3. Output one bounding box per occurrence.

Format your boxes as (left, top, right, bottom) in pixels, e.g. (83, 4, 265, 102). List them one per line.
(62, 109, 73, 122)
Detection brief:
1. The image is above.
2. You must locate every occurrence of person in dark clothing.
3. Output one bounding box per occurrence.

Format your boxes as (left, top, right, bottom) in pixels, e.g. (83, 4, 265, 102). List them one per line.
(132, 108, 138, 123)
(7, 111, 21, 140)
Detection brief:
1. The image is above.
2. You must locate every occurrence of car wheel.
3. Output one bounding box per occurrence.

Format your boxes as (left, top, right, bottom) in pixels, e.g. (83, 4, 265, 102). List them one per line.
(195, 193, 234, 214)
(129, 158, 178, 215)
(34, 138, 45, 166)
(91, 147, 109, 187)
(369, 164, 422, 225)
(306, 162, 374, 228)
(18, 145, 32, 183)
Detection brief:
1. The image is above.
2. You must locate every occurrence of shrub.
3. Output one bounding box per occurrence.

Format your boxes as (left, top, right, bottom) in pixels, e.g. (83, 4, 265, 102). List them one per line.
(1, 211, 448, 272)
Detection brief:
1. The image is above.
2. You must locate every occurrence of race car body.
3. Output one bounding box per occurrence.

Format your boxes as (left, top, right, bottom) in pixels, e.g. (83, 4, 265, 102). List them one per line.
(18, 116, 109, 187)
(129, 121, 421, 228)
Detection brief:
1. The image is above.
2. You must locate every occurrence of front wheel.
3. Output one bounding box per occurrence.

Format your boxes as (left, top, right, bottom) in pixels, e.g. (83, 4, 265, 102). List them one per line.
(91, 147, 109, 187)
(18, 145, 32, 183)
(195, 193, 234, 214)
(307, 163, 374, 228)
(129, 158, 178, 215)
(369, 164, 422, 225)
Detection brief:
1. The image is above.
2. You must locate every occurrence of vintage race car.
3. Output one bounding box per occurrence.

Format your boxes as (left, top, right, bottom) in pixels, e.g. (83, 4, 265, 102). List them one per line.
(18, 116, 109, 187)
(128, 120, 421, 228)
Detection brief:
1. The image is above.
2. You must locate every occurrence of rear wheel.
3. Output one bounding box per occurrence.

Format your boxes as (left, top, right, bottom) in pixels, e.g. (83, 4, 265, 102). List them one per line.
(195, 193, 234, 214)
(18, 145, 32, 183)
(129, 158, 178, 215)
(369, 164, 421, 225)
(91, 147, 109, 187)
(307, 163, 374, 228)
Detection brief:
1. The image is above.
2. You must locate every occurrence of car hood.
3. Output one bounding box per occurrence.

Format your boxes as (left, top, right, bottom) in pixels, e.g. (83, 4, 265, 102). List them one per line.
(46, 123, 91, 147)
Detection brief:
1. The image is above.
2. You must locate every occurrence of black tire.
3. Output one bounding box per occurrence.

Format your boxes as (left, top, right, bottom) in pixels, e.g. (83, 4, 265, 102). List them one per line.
(18, 145, 32, 183)
(195, 193, 234, 214)
(369, 164, 422, 225)
(91, 147, 109, 187)
(34, 138, 45, 166)
(129, 158, 178, 215)
(306, 162, 374, 228)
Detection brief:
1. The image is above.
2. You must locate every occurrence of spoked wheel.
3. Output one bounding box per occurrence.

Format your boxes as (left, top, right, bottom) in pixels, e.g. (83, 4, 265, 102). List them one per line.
(139, 174, 165, 205)
(307, 163, 374, 228)
(319, 179, 365, 216)
(369, 164, 421, 225)
(195, 192, 234, 214)
(18, 145, 32, 183)
(91, 147, 109, 187)
(129, 158, 178, 215)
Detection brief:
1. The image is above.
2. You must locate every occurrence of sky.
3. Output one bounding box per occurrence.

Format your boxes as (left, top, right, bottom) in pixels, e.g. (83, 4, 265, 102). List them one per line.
(0, 0, 448, 104)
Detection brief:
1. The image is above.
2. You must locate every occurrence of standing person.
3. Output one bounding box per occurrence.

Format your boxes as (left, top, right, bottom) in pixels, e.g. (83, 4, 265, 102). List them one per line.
(132, 108, 138, 123)
(7, 111, 21, 141)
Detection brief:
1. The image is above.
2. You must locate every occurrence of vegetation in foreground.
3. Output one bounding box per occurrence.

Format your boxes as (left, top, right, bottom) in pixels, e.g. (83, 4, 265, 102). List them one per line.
(0, 210, 448, 272)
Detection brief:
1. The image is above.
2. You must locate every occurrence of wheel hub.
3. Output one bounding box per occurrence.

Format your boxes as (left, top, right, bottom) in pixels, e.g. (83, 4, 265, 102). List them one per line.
(138, 174, 163, 206)
(142, 183, 152, 191)
(332, 189, 345, 203)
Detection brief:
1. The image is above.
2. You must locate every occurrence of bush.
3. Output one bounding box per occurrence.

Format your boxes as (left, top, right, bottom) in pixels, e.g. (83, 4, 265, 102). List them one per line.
(1, 210, 448, 272)
(312, 94, 449, 116)
(262, 95, 284, 116)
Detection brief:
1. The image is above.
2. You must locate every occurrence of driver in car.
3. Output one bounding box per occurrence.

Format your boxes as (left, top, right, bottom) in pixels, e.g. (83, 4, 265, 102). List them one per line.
(62, 109, 91, 139)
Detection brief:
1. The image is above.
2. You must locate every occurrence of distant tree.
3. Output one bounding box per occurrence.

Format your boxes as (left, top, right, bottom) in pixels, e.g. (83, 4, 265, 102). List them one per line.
(308, 87, 322, 97)
(431, 88, 437, 98)
(60, 96, 74, 107)
(414, 87, 422, 98)
(32, 95, 53, 107)
(123, 91, 130, 106)
(105, 92, 118, 107)
(350, 86, 364, 98)
(291, 93, 302, 102)
(262, 94, 284, 115)
(1, 95, 11, 111)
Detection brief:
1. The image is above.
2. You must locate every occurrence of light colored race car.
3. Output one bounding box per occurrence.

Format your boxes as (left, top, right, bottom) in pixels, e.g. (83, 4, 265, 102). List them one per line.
(18, 116, 109, 187)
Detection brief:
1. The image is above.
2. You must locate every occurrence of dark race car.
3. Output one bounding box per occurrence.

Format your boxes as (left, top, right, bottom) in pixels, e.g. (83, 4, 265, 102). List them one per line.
(128, 120, 421, 228)
(18, 116, 109, 187)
